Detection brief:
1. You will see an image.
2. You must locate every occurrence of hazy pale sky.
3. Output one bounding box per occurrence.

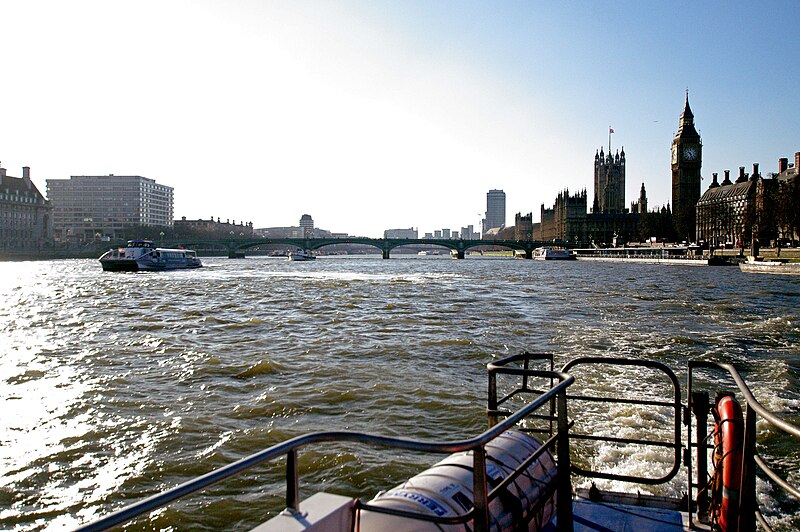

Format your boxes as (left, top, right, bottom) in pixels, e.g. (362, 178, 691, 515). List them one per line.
(1, 1, 798, 237)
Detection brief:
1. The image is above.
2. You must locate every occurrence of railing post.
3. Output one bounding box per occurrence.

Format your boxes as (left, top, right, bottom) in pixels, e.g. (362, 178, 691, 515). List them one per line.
(556, 388, 573, 531)
(738, 403, 757, 532)
(286, 449, 300, 512)
(472, 445, 490, 532)
(487, 368, 498, 428)
(691, 391, 710, 523)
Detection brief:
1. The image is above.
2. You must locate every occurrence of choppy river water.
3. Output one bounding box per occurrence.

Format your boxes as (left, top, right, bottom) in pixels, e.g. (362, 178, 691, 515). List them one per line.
(1, 256, 798, 530)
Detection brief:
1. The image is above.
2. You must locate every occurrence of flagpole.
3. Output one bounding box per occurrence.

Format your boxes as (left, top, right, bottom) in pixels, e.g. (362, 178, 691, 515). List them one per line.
(608, 126, 611, 154)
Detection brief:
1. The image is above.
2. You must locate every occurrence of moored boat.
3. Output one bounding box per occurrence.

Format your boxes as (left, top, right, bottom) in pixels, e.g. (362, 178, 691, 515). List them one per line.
(99, 240, 202, 271)
(533, 246, 575, 260)
(739, 256, 800, 275)
(289, 249, 316, 261)
(76, 353, 799, 531)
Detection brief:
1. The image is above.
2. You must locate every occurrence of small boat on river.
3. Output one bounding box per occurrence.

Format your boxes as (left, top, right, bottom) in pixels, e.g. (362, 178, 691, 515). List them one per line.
(99, 240, 202, 271)
(739, 256, 800, 275)
(289, 249, 316, 261)
(77, 353, 799, 532)
(533, 246, 575, 260)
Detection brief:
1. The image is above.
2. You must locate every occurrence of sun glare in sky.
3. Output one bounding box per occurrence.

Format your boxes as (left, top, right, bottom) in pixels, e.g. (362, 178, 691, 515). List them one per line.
(1, 1, 798, 236)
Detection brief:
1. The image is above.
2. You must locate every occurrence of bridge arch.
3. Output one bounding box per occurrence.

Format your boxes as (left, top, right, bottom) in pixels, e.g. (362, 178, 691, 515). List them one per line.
(154, 237, 558, 259)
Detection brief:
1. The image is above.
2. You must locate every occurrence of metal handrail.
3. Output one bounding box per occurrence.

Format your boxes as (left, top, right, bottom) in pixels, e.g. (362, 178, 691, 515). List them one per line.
(487, 355, 683, 487)
(688, 360, 800, 532)
(77, 369, 574, 532)
(689, 361, 800, 438)
(561, 357, 683, 485)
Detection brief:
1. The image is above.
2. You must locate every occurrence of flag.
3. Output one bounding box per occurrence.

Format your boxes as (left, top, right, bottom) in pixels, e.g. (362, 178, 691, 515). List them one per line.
(609, 128, 615, 134)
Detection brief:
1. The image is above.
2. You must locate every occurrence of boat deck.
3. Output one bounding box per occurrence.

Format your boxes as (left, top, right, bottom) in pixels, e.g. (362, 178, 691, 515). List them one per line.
(571, 498, 698, 531)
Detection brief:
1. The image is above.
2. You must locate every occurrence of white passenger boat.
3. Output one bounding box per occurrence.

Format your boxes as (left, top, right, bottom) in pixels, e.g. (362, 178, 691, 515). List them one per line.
(99, 240, 202, 271)
(135, 248, 202, 271)
(76, 353, 799, 532)
(739, 256, 800, 275)
(533, 247, 575, 260)
(289, 249, 316, 261)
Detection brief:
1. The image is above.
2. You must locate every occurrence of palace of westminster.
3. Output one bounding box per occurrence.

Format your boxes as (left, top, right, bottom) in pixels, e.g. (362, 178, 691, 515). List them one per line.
(1, 96, 798, 252)
(522, 95, 799, 248)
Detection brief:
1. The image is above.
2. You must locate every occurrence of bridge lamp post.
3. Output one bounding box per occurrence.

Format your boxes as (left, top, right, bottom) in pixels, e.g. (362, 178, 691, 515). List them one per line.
(159, 231, 164, 243)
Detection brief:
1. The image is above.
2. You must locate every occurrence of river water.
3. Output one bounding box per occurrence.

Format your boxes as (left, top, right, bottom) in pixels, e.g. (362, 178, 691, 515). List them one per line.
(1, 256, 798, 530)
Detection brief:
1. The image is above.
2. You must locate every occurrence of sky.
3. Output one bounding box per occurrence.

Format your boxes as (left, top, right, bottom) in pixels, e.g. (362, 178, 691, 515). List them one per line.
(1, 1, 798, 238)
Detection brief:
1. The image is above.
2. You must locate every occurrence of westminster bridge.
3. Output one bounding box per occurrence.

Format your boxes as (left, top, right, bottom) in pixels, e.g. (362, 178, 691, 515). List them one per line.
(140, 237, 567, 259)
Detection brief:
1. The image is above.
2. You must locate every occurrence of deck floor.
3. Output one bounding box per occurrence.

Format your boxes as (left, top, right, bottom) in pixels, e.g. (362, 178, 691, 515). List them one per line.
(569, 498, 698, 531)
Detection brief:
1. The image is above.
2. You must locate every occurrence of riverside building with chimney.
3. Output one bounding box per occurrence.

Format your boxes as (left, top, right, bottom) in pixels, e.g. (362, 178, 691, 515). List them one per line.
(696, 153, 800, 248)
(0, 162, 52, 250)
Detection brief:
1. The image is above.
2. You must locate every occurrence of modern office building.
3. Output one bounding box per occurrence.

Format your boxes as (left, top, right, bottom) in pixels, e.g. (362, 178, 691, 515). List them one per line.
(484, 189, 506, 233)
(460, 225, 478, 240)
(46, 174, 173, 243)
(0, 163, 52, 250)
(300, 214, 315, 237)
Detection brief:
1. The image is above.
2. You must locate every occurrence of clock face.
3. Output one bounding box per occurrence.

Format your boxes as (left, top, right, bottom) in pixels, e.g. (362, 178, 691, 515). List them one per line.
(683, 145, 698, 161)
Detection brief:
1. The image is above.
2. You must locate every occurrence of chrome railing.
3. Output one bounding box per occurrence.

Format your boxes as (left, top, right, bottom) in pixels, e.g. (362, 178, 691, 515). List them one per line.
(77, 366, 574, 532)
(688, 361, 800, 532)
(489, 354, 682, 486)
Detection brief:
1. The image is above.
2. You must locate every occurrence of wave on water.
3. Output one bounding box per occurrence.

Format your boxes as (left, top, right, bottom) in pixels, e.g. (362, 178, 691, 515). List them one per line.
(234, 359, 284, 379)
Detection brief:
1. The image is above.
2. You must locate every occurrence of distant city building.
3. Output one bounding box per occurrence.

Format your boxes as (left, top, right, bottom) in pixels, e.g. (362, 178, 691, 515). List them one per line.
(484, 189, 506, 234)
(174, 217, 254, 238)
(300, 214, 314, 237)
(384, 227, 418, 239)
(46, 174, 173, 243)
(255, 225, 338, 239)
(433, 230, 442, 239)
(671, 94, 703, 240)
(0, 163, 52, 250)
(514, 212, 533, 241)
(441, 228, 451, 239)
(593, 147, 626, 213)
(460, 225, 478, 240)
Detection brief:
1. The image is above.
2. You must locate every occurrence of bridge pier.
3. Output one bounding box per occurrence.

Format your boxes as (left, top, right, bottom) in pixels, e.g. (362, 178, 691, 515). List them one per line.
(382, 249, 390, 259)
(456, 250, 465, 259)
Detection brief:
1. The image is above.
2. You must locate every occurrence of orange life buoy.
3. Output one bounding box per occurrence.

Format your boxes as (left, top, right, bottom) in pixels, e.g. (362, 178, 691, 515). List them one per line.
(712, 393, 744, 532)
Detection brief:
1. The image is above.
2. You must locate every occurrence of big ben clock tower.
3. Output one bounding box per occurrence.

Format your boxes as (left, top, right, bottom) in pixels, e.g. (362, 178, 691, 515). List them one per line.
(671, 92, 702, 240)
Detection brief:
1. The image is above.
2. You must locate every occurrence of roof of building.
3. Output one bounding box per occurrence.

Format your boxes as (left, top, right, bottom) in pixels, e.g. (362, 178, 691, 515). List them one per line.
(775, 166, 798, 184)
(676, 94, 700, 139)
(697, 179, 755, 205)
(0, 172, 48, 203)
